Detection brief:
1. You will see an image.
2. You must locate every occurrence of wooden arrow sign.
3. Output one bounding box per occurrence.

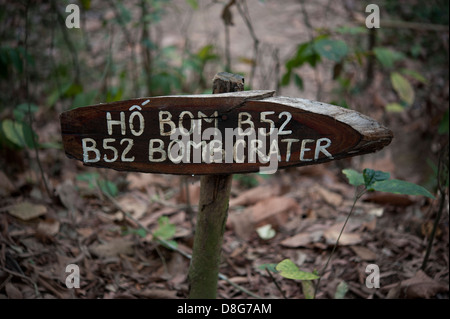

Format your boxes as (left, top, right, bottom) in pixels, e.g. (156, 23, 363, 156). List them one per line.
(60, 90, 393, 175)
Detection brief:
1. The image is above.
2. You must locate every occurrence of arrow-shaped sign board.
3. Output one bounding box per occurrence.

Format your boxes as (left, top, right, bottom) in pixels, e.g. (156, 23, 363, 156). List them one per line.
(60, 90, 393, 175)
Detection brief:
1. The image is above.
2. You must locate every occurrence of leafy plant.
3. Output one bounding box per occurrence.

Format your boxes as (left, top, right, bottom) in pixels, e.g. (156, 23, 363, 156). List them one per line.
(342, 168, 434, 198)
(259, 259, 319, 299)
(282, 35, 341, 89)
(76, 171, 119, 197)
(260, 168, 435, 299)
(122, 216, 177, 249)
(153, 215, 177, 249)
(373, 47, 405, 69)
(311, 168, 434, 297)
(0, 103, 38, 150)
(390, 72, 415, 107)
(276, 259, 319, 281)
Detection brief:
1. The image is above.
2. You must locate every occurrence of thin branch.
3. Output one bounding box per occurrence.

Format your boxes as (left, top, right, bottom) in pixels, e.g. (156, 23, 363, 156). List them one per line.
(354, 15, 449, 32)
(51, 0, 80, 84)
(363, 28, 376, 90)
(314, 188, 366, 298)
(421, 143, 448, 270)
(24, 1, 52, 200)
(0, 266, 41, 298)
(299, 0, 322, 100)
(221, 0, 235, 72)
(235, 0, 259, 88)
(140, 0, 153, 96)
(107, 0, 140, 97)
(266, 268, 287, 299)
(218, 273, 263, 299)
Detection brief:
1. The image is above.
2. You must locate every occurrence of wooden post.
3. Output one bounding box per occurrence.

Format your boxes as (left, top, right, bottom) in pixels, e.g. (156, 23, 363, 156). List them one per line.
(187, 72, 244, 299)
(60, 71, 393, 299)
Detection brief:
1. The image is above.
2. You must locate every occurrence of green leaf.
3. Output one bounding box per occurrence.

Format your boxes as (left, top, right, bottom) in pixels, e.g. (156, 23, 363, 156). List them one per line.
(76, 172, 99, 188)
(159, 239, 178, 250)
(287, 41, 321, 69)
(281, 70, 291, 86)
(116, 2, 131, 24)
(64, 83, 83, 97)
(134, 228, 147, 238)
(301, 280, 315, 299)
(294, 73, 304, 90)
(106, 87, 123, 103)
(385, 102, 405, 112)
(8, 47, 22, 73)
(334, 281, 348, 299)
(1, 119, 24, 148)
(72, 90, 98, 109)
(363, 168, 390, 188)
(123, 227, 147, 238)
(276, 259, 319, 281)
(14, 103, 38, 122)
(98, 179, 118, 197)
(0, 119, 36, 149)
(186, 0, 199, 10)
(342, 169, 365, 187)
(47, 82, 73, 107)
(373, 47, 405, 69)
(20, 121, 36, 148)
(371, 179, 435, 198)
(400, 69, 428, 84)
(197, 45, 217, 62)
(153, 216, 176, 240)
(80, 0, 91, 10)
(314, 39, 348, 62)
(391, 72, 415, 106)
(258, 263, 278, 273)
(438, 109, 448, 134)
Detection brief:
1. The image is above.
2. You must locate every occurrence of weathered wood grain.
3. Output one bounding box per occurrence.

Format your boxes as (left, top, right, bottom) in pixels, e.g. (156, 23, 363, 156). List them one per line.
(60, 91, 393, 175)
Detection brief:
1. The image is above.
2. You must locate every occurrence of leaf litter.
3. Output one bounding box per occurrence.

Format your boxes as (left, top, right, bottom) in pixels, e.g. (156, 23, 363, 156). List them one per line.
(0, 2, 448, 300)
(2, 157, 447, 300)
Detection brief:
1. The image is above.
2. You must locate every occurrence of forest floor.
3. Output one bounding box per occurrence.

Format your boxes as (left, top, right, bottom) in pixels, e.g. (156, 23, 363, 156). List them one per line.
(0, 0, 448, 299)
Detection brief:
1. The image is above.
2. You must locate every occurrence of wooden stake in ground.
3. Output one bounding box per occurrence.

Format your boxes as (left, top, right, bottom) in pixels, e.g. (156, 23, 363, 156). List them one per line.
(188, 72, 244, 299)
(60, 72, 393, 299)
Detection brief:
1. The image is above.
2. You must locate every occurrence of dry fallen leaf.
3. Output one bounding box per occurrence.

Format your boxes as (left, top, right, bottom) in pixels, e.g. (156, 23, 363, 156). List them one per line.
(55, 179, 80, 212)
(7, 201, 47, 221)
(229, 196, 299, 239)
(230, 184, 281, 207)
(350, 246, 377, 261)
(127, 173, 170, 190)
(281, 232, 321, 248)
(0, 171, 15, 196)
(256, 224, 276, 240)
(250, 196, 299, 225)
(324, 228, 362, 246)
(116, 194, 148, 219)
(228, 211, 253, 240)
(312, 184, 343, 207)
(399, 270, 448, 298)
(131, 288, 178, 299)
(5, 282, 23, 299)
(36, 218, 60, 237)
(364, 192, 415, 207)
(90, 238, 134, 258)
